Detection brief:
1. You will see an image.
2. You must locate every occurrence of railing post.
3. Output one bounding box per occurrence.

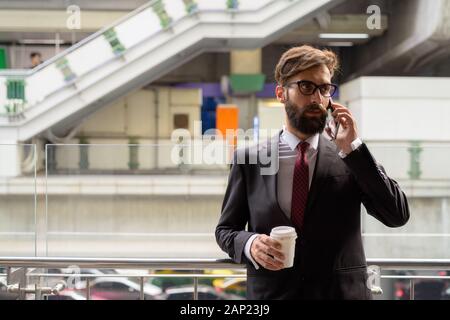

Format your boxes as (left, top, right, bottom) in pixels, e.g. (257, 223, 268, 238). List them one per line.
(193, 275, 198, 300)
(19, 267, 27, 300)
(86, 278, 91, 300)
(6, 266, 11, 285)
(39, 275, 44, 300)
(140, 277, 145, 300)
(35, 283, 41, 300)
(409, 279, 415, 300)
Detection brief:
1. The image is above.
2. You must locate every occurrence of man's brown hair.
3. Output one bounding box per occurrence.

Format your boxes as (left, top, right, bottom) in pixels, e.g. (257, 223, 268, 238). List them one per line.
(274, 45, 339, 86)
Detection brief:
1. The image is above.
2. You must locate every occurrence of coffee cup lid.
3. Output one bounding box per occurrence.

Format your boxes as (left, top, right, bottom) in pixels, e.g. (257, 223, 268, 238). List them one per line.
(270, 226, 297, 237)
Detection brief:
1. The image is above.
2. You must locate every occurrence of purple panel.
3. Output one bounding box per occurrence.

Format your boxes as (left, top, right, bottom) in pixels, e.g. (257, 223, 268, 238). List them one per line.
(173, 82, 279, 98)
(173, 82, 223, 97)
(256, 83, 277, 98)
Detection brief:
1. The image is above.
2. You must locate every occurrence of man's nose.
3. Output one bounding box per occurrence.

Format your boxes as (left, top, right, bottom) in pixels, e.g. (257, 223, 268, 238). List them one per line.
(311, 88, 324, 104)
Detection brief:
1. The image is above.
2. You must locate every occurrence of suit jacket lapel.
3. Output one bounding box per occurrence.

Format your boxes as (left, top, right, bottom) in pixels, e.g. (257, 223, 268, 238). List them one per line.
(305, 134, 338, 213)
(261, 130, 291, 224)
(261, 130, 281, 196)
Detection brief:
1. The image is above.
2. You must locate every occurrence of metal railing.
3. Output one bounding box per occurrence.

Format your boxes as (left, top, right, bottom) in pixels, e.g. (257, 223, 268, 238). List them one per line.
(1, 257, 450, 300)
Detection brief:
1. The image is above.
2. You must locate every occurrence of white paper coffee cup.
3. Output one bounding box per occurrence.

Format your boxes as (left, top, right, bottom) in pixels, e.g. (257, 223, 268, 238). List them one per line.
(270, 226, 297, 268)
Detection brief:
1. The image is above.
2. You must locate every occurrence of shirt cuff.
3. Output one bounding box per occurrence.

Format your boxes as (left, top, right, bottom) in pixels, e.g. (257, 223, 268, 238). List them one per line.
(244, 234, 260, 270)
(338, 137, 363, 158)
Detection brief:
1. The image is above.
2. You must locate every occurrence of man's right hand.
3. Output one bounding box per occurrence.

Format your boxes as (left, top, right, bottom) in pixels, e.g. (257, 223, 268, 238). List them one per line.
(250, 234, 285, 271)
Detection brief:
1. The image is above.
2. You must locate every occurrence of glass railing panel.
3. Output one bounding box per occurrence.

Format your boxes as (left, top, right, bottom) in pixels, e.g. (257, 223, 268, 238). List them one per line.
(362, 143, 450, 260)
(45, 142, 233, 259)
(0, 144, 37, 257)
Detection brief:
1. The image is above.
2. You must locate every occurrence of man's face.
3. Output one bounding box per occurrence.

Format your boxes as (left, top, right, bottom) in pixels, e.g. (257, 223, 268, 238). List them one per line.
(276, 64, 331, 135)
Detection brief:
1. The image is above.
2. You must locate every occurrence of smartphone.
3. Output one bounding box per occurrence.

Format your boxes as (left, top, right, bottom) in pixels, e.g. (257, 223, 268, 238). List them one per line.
(326, 98, 340, 140)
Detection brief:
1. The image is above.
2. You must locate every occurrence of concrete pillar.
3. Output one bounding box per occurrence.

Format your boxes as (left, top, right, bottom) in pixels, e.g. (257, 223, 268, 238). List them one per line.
(229, 49, 264, 130)
(230, 49, 262, 75)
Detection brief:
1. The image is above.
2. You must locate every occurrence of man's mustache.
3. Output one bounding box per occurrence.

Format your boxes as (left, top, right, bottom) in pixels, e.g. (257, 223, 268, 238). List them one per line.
(303, 103, 326, 114)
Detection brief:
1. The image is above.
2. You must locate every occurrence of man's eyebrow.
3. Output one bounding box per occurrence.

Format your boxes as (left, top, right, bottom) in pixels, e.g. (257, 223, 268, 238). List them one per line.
(300, 80, 332, 85)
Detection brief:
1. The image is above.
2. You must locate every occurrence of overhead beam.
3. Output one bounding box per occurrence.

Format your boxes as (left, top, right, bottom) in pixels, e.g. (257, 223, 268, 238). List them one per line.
(344, 0, 450, 80)
(0, 9, 128, 33)
(275, 14, 388, 44)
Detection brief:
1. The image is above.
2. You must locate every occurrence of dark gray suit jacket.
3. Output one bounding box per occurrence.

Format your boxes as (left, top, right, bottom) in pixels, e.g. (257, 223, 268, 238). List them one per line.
(215, 131, 410, 299)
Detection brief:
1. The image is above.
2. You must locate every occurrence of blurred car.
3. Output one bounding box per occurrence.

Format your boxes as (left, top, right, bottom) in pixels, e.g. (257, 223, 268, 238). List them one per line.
(156, 285, 245, 300)
(28, 267, 118, 289)
(213, 278, 246, 298)
(71, 268, 119, 289)
(0, 277, 20, 300)
(414, 280, 447, 300)
(394, 271, 450, 300)
(148, 270, 194, 291)
(45, 289, 88, 300)
(77, 277, 162, 300)
(442, 287, 450, 300)
(202, 269, 237, 286)
(148, 269, 236, 291)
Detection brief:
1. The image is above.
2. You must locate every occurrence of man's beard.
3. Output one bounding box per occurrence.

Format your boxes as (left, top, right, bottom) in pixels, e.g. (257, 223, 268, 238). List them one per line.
(285, 100, 327, 135)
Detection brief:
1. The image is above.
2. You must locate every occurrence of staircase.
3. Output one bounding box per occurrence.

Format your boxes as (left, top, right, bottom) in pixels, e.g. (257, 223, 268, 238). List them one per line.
(0, 0, 341, 142)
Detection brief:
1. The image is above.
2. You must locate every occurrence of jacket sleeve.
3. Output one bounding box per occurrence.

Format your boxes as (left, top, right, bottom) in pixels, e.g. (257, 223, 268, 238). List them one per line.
(215, 155, 256, 264)
(342, 143, 410, 227)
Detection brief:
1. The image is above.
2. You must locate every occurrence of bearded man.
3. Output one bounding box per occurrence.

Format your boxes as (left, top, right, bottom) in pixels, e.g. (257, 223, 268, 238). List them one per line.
(215, 45, 410, 300)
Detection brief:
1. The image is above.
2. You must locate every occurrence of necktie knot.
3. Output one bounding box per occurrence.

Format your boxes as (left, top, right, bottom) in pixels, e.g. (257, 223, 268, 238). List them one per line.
(297, 141, 309, 154)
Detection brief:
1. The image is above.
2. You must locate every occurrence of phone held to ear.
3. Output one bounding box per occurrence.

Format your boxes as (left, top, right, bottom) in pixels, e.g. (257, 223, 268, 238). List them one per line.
(326, 98, 340, 141)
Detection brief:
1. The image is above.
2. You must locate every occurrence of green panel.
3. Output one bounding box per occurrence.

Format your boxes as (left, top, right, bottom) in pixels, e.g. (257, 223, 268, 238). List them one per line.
(229, 74, 266, 94)
(103, 28, 126, 55)
(3, 78, 26, 115)
(152, 0, 173, 28)
(0, 48, 7, 69)
(55, 58, 76, 82)
(183, 0, 198, 14)
(227, 0, 239, 9)
(408, 141, 422, 180)
(6, 79, 25, 100)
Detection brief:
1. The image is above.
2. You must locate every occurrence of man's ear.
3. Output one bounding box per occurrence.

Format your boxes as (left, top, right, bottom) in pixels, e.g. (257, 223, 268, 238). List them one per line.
(275, 85, 286, 103)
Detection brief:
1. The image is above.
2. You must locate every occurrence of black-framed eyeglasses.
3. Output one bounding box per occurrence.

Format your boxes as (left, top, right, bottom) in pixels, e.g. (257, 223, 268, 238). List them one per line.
(284, 80, 338, 98)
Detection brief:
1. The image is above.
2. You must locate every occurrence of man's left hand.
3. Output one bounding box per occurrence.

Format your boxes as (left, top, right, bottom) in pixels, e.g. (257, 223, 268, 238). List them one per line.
(326, 101, 358, 154)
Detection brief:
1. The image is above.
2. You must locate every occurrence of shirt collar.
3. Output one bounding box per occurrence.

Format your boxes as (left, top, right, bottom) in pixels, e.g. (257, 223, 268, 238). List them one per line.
(281, 127, 319, 152)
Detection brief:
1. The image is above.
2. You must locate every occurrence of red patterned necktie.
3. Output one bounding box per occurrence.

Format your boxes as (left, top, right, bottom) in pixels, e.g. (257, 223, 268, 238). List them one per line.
(291, 141, 309, 230)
